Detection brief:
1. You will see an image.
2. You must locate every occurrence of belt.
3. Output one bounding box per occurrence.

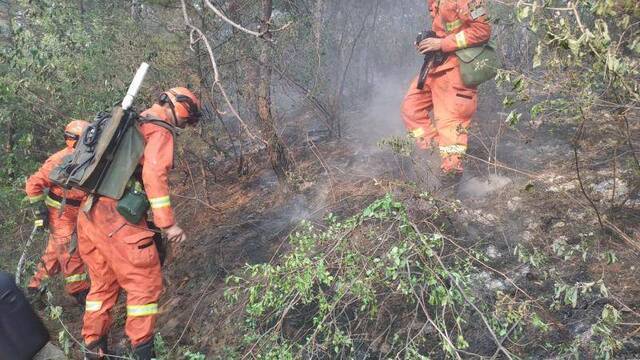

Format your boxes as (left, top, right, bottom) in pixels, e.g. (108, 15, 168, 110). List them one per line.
(48, 192, 82, 207)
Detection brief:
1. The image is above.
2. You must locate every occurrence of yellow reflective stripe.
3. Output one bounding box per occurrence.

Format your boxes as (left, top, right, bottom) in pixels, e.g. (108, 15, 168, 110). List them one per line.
(29, 194, 46, 203)
(65, 273, 87, 283)
(34, 219, 44, 227)
(127, 303, 159, 317)
(439, 145, 467, 156)
(44, 195, 62, 209)
(410, 128, 426, 138)
(149, 196, 171, 209)
(86, 300, 103, 312)
(455, 31, 468, 49)
(445, 20, 463, 33)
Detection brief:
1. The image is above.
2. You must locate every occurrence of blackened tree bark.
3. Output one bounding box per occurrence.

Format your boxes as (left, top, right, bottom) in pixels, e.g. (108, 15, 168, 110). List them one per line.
(257, 0, 293, 185)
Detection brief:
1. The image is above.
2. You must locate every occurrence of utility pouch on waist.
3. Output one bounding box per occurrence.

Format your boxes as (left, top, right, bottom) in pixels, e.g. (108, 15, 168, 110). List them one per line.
(455, 41, 500, 87)
(116, 180, 149, 224)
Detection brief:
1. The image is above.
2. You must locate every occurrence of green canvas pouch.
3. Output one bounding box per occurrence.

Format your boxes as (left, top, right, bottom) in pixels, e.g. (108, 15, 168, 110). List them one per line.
(116, 180, 149, 224)
(455, 41, 500, 87)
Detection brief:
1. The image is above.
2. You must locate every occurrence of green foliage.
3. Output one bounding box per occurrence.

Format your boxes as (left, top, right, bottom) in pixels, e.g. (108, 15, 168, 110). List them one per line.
(378, 135, 417, 157)
(184, 350, 207, 360)
(505, 0, 639, 123)
(225, 194, 495, 358)
(592, 304, 623, 359)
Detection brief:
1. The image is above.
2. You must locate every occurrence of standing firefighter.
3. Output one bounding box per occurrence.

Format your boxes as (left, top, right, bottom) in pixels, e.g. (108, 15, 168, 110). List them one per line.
(401, 0, 492, 186)
(77, 87, 201, 360)
(25, 120, 91, 306)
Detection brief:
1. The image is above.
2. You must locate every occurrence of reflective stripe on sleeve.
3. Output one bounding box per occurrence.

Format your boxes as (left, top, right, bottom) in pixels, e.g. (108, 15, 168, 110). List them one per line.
(65, 273, 88, 283)
(127, 303, 159, 317)
(44, 195, 62, 209)
(86, 300, 103, 312)
(29, 194, 46, 203)
(455, 31, 468, 49)
(149, 196, 171, 209)
(439, 145, 467, 156)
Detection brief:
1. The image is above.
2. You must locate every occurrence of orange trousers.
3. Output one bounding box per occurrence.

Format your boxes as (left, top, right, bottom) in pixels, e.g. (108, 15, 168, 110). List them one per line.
(28, 207, 89, 295)
(77, 197, 162, 347)
(400, 65, 478, 173)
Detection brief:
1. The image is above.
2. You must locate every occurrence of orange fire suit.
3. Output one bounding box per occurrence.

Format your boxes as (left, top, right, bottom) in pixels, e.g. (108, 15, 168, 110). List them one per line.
(401, 0, 491, 173)
(26, 146, 90, 296)
(77, 104, 175, 347)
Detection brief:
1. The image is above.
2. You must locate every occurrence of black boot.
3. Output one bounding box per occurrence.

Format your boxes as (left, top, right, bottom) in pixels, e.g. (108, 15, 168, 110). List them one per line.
(132, 338, 156, 360)
(84, 336, 110, 360)
(72, 288, 89, 307)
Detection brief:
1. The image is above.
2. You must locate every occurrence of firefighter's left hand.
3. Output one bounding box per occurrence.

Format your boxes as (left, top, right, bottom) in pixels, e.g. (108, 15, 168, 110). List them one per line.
(418, 38, 443, 54)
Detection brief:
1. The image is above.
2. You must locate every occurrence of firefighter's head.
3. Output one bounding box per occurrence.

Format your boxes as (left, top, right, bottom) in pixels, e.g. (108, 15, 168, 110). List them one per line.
(64, 120, 90, 148)
(158, 87, 202, 128)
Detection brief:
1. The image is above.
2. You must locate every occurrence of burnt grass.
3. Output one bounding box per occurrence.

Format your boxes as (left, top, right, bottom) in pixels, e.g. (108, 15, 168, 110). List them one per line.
(38, 99, 640, 358)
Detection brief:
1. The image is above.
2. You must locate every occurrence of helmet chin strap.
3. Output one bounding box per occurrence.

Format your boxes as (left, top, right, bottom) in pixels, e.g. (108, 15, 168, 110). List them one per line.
(166, 98, 180, 127)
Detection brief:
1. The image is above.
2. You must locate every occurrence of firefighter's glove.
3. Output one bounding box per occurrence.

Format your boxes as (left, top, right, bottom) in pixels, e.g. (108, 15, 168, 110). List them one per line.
(32, 201, 49, 230)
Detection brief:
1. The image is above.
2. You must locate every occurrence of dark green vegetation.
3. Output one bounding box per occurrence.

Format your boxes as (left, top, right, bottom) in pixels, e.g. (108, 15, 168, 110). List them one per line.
(1, 0, 639, 359)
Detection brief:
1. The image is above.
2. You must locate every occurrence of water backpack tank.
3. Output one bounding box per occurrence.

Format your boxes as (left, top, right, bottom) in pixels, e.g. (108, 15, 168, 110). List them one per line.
(0, 271, 50, 360)
(49, 107, 145, 200)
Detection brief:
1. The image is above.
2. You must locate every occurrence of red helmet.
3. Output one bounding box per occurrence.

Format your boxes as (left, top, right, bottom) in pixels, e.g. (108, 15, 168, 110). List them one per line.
(159, 87, 202, 125)
(64, 120, 90, 147)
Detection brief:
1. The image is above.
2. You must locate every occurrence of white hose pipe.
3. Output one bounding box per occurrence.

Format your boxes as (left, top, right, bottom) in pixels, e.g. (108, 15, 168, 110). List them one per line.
(121, 62, 149, 110)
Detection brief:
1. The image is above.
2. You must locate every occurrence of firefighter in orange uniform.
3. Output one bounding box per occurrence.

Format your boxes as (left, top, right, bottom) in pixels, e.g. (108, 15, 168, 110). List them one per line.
(26, 120, 91, 305)
(77, 87, 201, 360)
(401, 0, 491, 184)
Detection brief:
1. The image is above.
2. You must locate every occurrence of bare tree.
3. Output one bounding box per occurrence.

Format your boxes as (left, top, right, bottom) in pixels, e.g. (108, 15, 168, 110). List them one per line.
(257, 0, 293, 185)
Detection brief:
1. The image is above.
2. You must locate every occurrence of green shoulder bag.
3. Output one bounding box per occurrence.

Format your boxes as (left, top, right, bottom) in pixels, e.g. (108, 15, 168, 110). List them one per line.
(455, 41, 500, 87)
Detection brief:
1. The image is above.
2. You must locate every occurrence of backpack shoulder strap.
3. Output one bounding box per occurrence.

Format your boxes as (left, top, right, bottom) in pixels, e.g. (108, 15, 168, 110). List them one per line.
(138, 115, 178, 137)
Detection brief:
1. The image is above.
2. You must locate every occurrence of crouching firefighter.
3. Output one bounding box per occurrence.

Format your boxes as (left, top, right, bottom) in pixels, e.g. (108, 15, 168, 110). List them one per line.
(76, 87, 201, 360)
(401, 0, 495, 190)
(25, 120, 91, 307)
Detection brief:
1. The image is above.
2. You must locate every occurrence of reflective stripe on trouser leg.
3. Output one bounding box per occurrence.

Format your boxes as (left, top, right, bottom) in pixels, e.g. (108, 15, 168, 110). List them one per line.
(127, 303, 159, 317)
(77, 208, 121, 345)
(439, 145, 467, 157)
(401, 77, 437, 150)
(65, 273, 88, 283)
(86, 300, 103, 312)
(440, 145, 467, 173)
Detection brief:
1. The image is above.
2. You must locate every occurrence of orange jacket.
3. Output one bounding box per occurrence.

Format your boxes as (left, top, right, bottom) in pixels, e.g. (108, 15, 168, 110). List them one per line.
(26, 146, 86, 210)
(139, 104, 176, 229)
(428, 0, 491, 71)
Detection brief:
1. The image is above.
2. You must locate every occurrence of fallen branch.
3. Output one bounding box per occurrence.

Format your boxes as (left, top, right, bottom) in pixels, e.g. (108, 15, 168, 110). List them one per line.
(15, 224, 40, 285)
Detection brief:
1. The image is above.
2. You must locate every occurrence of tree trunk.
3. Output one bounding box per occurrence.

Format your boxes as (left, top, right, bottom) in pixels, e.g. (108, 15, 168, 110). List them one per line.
(131, 0, 142, 21)
(257, 0, 293, 185)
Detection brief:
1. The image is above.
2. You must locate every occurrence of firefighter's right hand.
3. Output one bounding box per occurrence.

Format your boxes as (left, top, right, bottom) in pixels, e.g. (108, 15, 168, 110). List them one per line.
(32, 201, 49, 230)
(163, 224, 187, 243)
(418, 38, 442, 54)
